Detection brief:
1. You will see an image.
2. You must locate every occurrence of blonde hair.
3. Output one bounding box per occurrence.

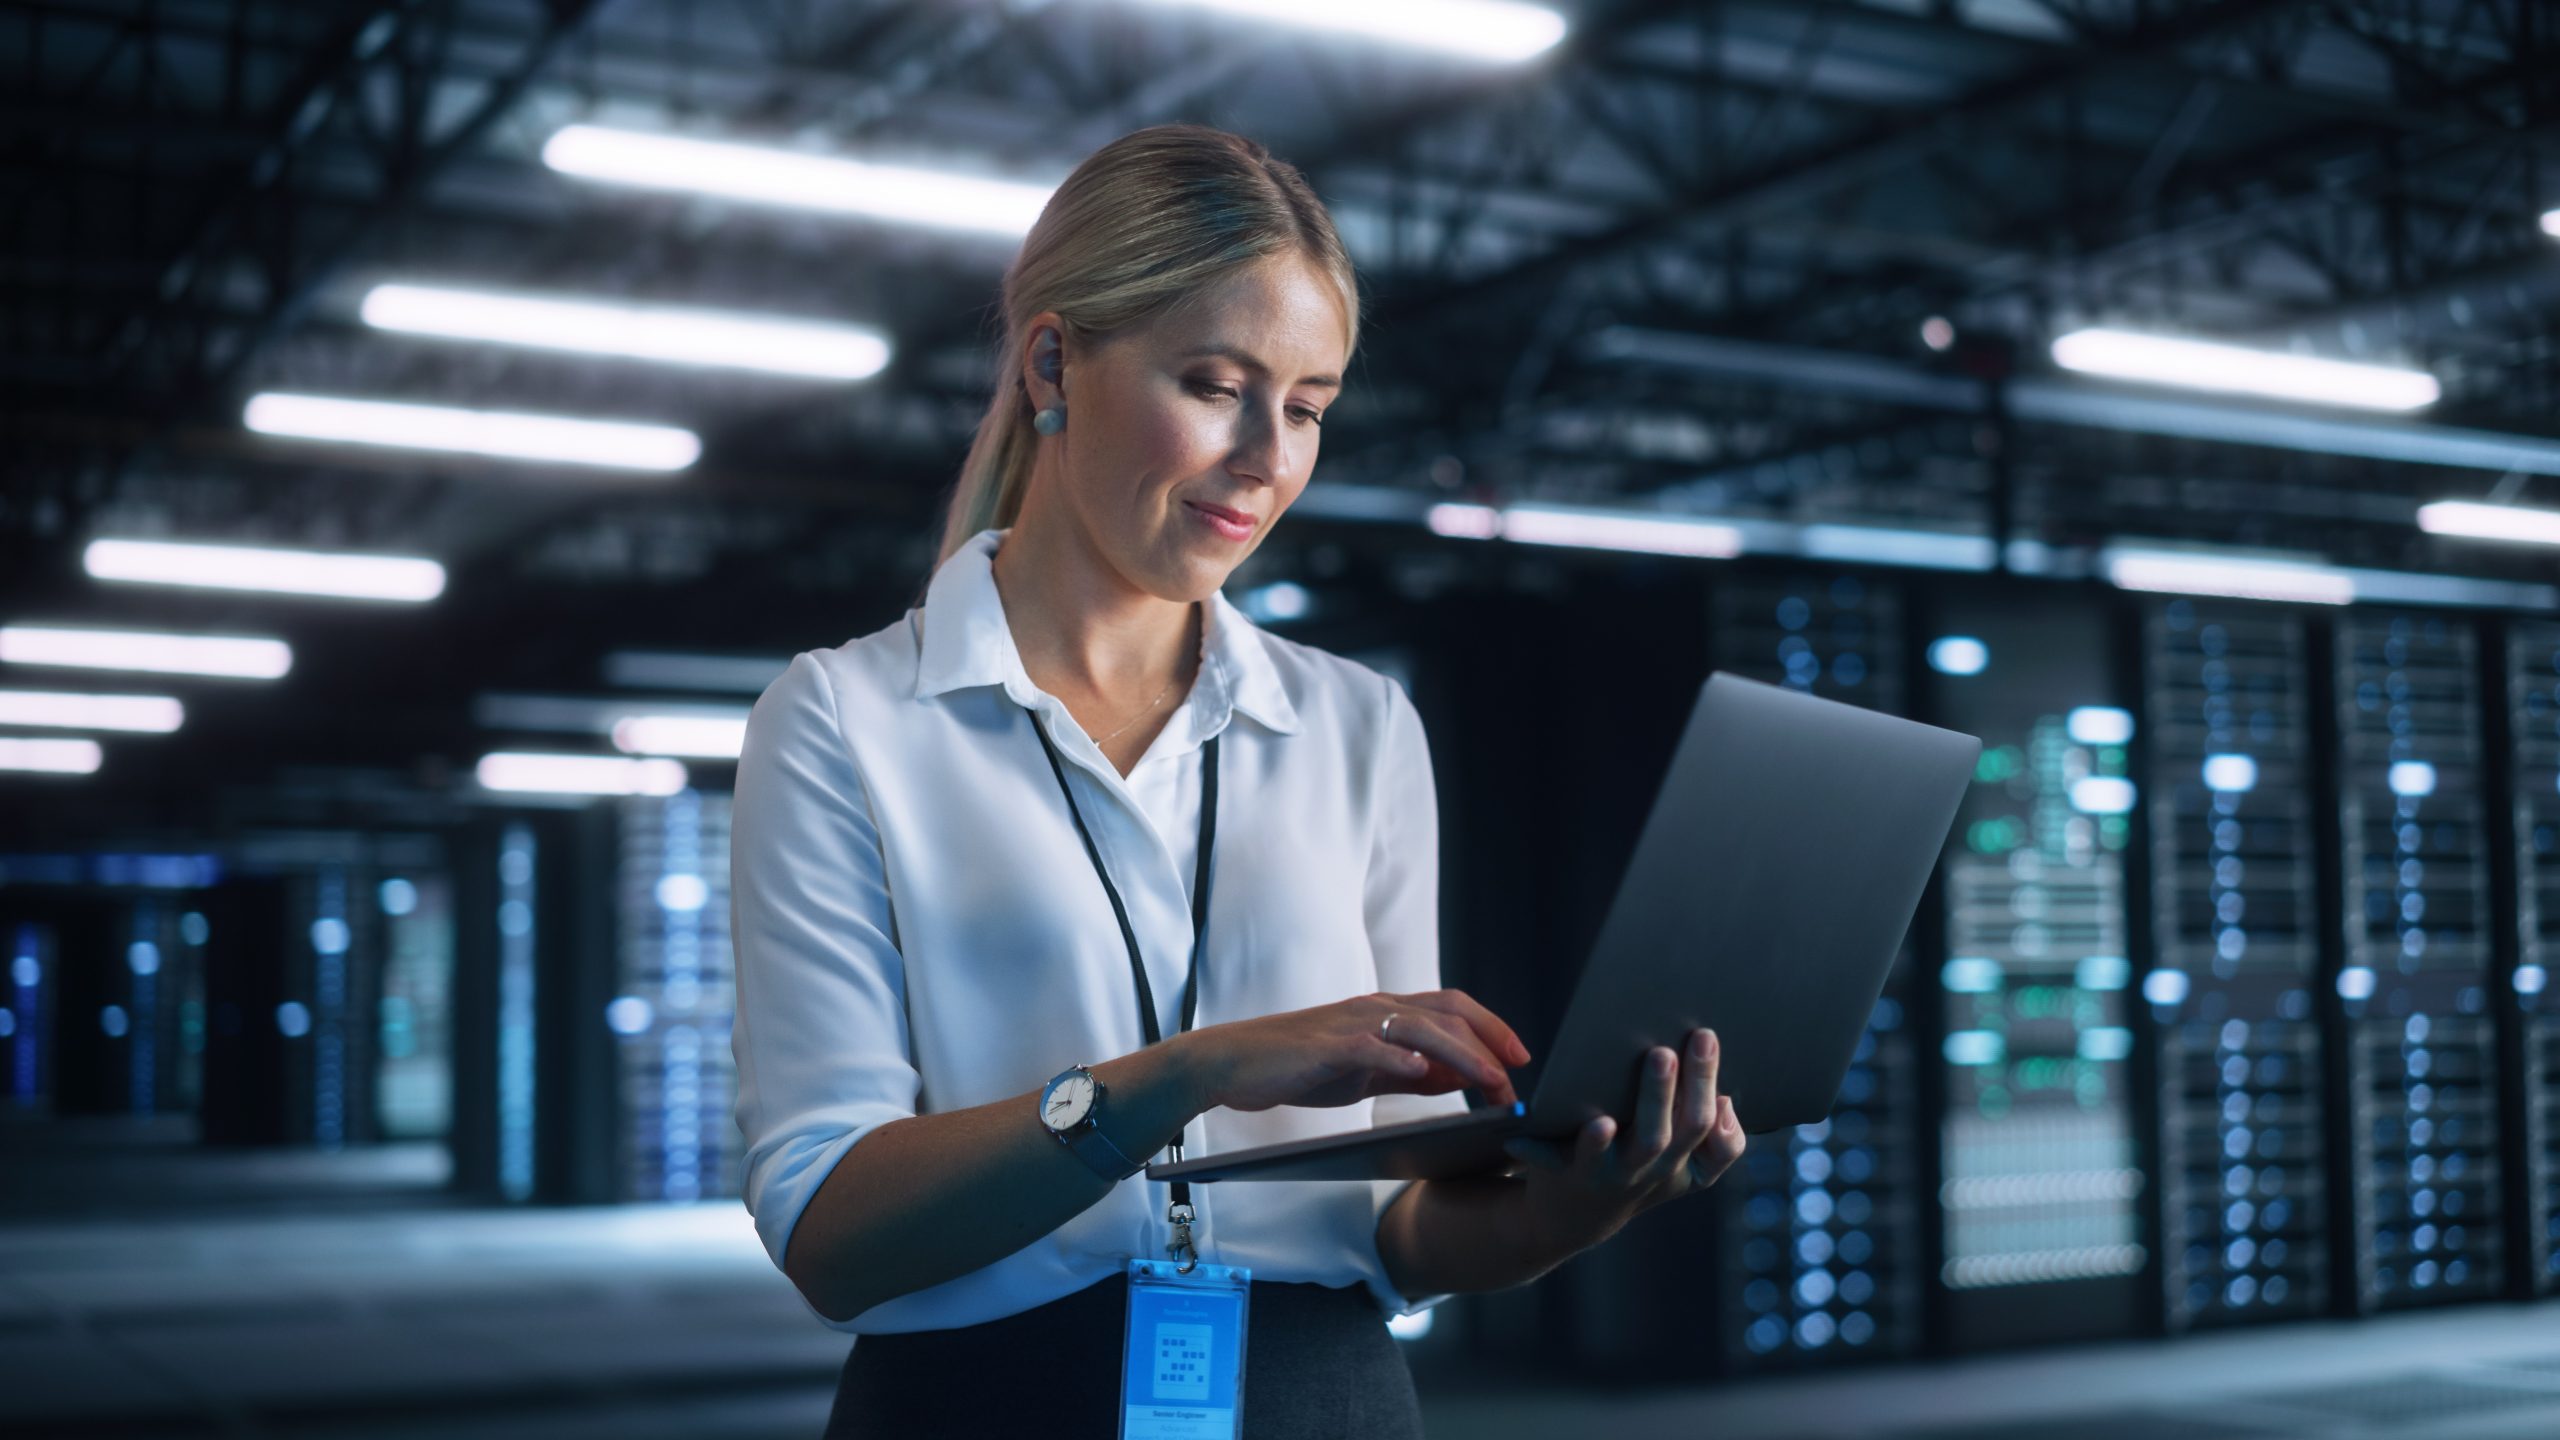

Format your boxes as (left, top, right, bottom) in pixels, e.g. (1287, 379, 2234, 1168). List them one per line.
(927, 124, 1361, 581)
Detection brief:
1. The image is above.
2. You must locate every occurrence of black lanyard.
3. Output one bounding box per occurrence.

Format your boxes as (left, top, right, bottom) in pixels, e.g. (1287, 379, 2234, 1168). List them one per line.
(1025, 704, 1219, 1264)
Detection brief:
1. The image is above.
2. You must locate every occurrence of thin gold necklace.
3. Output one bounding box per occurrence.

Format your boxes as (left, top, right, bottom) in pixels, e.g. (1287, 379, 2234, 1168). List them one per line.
(1094, 605, 1198, 745)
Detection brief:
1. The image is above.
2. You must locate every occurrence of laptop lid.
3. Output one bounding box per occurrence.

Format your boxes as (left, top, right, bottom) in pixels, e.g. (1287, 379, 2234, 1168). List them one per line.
(1521, 671, 1979, 1136)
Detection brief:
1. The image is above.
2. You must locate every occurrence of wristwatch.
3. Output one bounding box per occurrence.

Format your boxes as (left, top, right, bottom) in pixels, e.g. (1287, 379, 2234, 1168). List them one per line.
(1040, 1063, 1145, 1181)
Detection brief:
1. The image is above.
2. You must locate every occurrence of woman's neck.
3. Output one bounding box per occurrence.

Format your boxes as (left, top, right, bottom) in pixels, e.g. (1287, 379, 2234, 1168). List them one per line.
(987, 512, 1197, 701)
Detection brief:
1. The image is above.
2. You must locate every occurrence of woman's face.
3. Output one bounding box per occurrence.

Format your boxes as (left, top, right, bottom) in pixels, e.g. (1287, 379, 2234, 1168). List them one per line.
(1024, 252, 1349, 603)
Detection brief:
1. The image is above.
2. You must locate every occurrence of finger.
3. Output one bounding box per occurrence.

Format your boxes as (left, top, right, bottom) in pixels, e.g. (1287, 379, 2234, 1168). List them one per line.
(1393, 988, 1532, 1067)
(1361, 1034, 1432, 1085)
(1380, 1007, 1517, 1104)
(1577, 1115, 1615, 1173)
(1679, 1029, 1717, 1139)
(1702, 1095, 1747, 1181)
(1369, 1031, 1503, 1106)
(1627, 1046, 1676, 1180)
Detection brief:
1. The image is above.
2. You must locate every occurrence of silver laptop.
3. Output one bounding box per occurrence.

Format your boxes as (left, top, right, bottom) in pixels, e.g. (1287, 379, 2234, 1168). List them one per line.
(1148, 670, 1980, 1184)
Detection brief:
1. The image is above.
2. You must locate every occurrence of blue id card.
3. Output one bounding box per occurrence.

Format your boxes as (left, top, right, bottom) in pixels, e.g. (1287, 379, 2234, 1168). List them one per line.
(1118, 1257, 1249, 1440)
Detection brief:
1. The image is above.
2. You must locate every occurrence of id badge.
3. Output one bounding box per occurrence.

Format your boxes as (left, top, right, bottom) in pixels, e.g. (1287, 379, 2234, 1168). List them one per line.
(1118, 1257, 1250, 1440)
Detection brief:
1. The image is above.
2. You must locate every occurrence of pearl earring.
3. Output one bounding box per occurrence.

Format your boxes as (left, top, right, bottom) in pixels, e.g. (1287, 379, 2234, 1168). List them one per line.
(1033, 406, 1066, 436)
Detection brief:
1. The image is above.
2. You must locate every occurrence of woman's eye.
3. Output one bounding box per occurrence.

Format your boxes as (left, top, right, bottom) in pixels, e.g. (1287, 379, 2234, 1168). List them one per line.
(1189, 381, 1320, 426)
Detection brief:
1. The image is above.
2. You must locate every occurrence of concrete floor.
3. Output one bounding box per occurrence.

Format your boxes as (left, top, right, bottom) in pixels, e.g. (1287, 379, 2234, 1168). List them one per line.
(5, 1122, 2560, 1438)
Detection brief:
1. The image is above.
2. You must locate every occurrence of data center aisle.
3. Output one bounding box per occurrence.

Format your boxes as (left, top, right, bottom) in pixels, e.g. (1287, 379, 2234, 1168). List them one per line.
(7, 1199, 2560, 1439)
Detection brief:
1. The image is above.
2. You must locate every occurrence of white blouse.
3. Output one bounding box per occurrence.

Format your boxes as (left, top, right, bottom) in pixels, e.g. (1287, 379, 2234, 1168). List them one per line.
(728, 525, 1469, 1334)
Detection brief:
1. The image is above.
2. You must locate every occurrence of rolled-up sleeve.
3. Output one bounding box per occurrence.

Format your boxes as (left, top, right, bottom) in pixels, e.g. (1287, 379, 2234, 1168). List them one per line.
(1359, 672, 1473, 1319)
(730, 650, 920, 1301)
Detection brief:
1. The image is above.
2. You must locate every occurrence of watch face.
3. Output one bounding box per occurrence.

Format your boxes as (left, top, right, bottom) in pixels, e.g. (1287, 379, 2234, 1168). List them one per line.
(1043, 1071, 1095, 1131)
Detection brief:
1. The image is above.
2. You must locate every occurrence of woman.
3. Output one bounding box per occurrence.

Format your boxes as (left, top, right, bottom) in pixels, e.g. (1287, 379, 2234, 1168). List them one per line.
(729, 123, 1747, 1438)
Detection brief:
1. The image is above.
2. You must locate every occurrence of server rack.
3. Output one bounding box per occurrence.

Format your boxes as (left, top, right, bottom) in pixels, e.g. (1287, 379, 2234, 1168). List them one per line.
(614, 787, 743, 1202)
(375, 871, 456, 1141)
(1925, 590, 2146, 1352)
(1703, 570, 1926, 1368)
(2330, 612, 2501, 1309)
(4, 917, 54, 1110)
(2142, 600, 2330, 1328)
(2504, 620, 2560, 1295)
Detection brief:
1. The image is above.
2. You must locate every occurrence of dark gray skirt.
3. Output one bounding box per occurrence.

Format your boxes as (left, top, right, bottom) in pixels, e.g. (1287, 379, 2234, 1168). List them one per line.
(822, 1275, 1428, 1439)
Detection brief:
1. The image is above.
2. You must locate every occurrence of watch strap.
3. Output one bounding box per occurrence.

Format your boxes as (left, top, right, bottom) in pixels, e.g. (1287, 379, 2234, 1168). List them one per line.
(1060, 1120, 1144, 1181)
(1045, 1065, 1146, 1181)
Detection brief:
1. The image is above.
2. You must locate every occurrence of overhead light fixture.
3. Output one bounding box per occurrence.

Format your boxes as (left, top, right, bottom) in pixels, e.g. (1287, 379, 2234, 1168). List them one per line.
(2051, 327, 2439, 412)
(361, 283, 892, 381)
(1426, 501, 1742, 558)
(1424, 503, 1502, 540)
(542, 124, 1054, 235)
(0, 737, 103, 775)
(610, 714, 748, 759)
(1799, 524, 1995, 571)
(2101, 548, 2355, 605)
(0, 625, 292, 678)
(2418, 499, 2560, 547)
(1112, 0, 1566, 60)
(475, 751, 688, 797)
(602, 649, 793, 694)
(1502, 504, 1741, 557)
(0, 689, 184, 733)
(2545, 209, 2560, 239)
(245, 393, 699, 472)
(83, 538, 445, 602)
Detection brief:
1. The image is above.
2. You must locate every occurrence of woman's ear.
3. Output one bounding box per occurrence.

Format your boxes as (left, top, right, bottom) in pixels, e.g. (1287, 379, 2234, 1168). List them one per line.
(1023, 317, 1068, 411)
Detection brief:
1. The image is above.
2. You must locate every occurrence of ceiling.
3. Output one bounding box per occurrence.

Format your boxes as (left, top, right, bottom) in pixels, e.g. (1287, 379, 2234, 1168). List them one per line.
(3, 0, 2555, 834)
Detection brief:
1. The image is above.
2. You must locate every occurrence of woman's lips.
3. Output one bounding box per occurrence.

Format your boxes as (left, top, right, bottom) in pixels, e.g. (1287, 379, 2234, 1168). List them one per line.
(1186, 500, 1255, 541)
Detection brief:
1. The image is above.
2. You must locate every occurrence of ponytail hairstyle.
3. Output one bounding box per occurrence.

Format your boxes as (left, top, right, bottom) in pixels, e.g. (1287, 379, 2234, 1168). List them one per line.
(925, 124, 1361, 589)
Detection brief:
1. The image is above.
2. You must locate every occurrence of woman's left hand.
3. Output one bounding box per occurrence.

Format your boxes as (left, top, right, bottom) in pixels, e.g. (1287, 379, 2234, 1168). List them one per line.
(1498, 1026, 1746, 1265)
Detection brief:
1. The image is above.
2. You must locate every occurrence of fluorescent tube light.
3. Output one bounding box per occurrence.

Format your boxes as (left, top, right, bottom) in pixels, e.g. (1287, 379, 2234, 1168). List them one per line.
(2051, 327, 2438, 412)
(1111, 0, 1566, 60)
(602, 650, 793, 694)
(2418, 499, 2560, 547)
(1799, 524, 1995, 571)
(0, 689, 184, 732)
(84, 538, 445, 602)
(1434, 502, 1740, 557)
(1424, 503, 1502, 540)
(610, 714, 748, 759)
(542, 124, 1053, 235)
(0, 737, 104, 774)
(0, 625, 292, 679)
(245, 393, 699, 472)
(361, 283, 892, 380)
(2102, 548, 2355, 605)
(475, 751, 688, 797)
(1503, 504, 1740, 557)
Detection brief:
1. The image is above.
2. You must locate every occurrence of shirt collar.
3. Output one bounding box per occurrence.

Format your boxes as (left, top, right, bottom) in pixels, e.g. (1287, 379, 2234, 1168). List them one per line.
(913, 527, 1302, 736)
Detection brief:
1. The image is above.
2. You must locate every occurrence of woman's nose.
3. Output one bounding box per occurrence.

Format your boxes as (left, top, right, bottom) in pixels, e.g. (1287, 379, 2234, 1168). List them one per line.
(1227, 405, 1289, 487)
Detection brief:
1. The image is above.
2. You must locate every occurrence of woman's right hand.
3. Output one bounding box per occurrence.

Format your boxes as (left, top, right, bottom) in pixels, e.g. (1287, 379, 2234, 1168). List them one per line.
(1186, 989, 1531, 1113)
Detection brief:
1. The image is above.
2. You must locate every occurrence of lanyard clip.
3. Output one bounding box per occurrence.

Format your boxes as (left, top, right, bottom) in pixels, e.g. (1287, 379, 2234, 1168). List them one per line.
(1167, 1199, 1197, 1274)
